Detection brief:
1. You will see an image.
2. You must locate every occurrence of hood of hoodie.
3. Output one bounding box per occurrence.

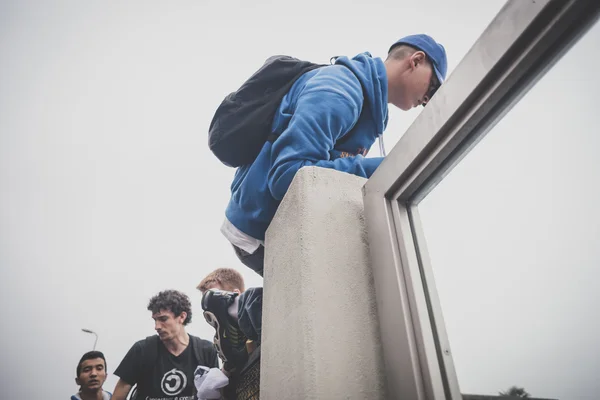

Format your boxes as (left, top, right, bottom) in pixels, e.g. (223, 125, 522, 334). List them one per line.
(334, 52, 389, 136)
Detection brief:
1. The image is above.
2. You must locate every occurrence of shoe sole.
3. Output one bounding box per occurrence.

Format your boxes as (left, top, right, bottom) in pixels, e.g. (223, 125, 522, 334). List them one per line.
(203, 310, 229, 364)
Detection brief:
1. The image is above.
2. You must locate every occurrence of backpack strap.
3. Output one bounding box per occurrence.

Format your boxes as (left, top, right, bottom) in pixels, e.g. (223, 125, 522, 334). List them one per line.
(134, 335, 159, 396)
(188, 334, 219, 399)
(142, 334, 160, 367)
(189, 334, 219, 368)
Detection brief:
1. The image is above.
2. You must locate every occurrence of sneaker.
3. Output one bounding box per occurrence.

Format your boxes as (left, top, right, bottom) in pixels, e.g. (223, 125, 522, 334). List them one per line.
(201, 289, 248, 371)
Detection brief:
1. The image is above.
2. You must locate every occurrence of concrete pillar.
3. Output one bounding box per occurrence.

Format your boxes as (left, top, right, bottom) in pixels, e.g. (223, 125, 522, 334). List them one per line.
(260, 166, 387, 399)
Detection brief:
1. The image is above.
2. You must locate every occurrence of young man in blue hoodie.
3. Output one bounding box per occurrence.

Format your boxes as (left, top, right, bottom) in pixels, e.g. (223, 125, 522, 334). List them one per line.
(203, 34, 448, 371)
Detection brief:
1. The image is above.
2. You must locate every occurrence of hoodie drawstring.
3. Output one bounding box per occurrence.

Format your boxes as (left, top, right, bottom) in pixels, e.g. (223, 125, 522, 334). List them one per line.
(378, 134, 386, 157)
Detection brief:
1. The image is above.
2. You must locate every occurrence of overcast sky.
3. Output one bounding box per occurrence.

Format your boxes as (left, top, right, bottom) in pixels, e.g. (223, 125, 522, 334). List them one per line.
(1, 1, 597, 399)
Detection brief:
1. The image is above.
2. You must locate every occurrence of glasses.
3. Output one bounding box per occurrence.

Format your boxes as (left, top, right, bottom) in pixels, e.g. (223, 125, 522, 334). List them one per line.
(422, 59, 441, 107)
(427, 72, 440, 98)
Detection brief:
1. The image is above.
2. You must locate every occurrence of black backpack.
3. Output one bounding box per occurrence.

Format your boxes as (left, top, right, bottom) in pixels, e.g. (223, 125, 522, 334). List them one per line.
(208, 55, 327, 167)
(128, 334, 218, 399)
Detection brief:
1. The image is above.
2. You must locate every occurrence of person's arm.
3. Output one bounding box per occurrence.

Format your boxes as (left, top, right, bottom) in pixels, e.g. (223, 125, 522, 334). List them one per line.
(268, 67, 384, 201)
(111, 379, 132, 400)
(112, 341, 142, 399)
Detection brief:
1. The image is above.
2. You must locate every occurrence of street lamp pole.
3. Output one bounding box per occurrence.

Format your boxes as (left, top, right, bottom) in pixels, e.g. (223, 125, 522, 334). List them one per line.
(81, 328, 98, 350)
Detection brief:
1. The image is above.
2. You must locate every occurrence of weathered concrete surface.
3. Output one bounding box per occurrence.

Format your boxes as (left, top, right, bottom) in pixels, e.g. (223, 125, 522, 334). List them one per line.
(261, 166, 386, 399)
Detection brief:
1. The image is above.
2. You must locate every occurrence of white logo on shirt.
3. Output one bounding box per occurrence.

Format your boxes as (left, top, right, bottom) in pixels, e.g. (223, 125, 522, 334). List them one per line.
(160, 368, 187, 396)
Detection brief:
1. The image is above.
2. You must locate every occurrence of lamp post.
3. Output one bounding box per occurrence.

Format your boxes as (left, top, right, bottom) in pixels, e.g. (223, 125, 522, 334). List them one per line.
(81, 328, 98, 350)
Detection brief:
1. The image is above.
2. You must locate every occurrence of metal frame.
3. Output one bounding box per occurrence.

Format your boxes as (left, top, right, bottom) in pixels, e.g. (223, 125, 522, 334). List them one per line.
(362, 0, 600, 398)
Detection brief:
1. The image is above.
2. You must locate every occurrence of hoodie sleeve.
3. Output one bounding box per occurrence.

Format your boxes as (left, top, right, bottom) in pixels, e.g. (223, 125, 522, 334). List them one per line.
(267, 67, 384, 201)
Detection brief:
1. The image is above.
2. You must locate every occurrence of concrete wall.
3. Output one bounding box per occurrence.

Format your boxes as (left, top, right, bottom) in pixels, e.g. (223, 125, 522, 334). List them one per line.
(260, 166, 387, 399)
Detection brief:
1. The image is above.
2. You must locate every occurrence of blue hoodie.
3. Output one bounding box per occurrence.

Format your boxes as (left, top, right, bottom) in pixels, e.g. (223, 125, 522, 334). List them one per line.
(225, 52, 389, 241)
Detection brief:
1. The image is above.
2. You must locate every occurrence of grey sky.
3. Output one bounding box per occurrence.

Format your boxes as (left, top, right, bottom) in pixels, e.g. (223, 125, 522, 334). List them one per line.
(4, 0, 593, 398)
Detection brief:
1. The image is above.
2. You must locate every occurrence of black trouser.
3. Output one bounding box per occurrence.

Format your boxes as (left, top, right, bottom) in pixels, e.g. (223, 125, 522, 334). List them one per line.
(233, 244, 265, 277)
(237, 287, 263, 343)
(233, 244, 265, 343)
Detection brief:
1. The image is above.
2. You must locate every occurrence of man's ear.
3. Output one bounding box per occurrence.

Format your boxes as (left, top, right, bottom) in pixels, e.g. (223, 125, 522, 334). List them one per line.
(75, 377, 81, 386)
(411, 51, 426, 68)
(178, 311, 187, 324)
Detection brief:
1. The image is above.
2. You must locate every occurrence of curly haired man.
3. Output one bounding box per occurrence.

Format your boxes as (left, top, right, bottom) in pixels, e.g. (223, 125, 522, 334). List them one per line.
(111, 290, 218, 400)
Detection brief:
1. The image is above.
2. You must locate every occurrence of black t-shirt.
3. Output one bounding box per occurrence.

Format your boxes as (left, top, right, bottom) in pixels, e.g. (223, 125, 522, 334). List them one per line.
(114, 335, 218, 400)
